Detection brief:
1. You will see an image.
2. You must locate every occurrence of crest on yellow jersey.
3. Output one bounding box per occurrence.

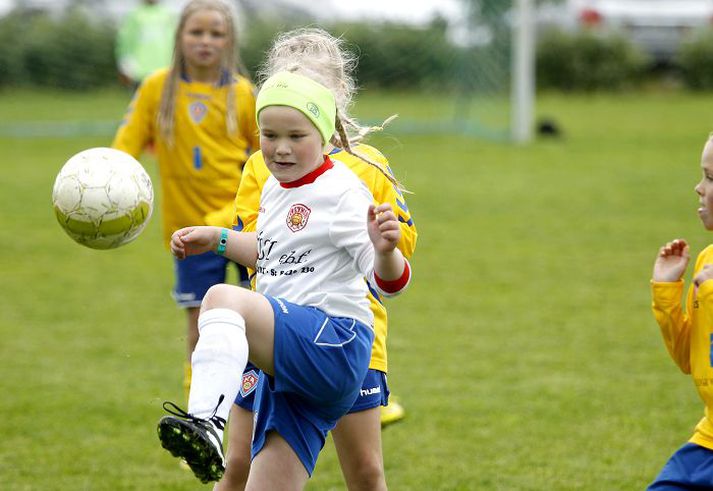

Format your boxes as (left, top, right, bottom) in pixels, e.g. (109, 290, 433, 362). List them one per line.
(188, 101, 207, 124)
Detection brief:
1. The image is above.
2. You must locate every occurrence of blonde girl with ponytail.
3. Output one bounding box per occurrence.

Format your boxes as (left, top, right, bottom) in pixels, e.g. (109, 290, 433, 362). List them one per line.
(112, 0, 259, 400)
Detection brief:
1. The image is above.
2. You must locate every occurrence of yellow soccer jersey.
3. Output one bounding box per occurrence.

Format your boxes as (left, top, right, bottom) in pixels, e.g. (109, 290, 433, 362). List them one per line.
(652, 244, 713, 450)
(233, 145, 418, 373)
(112, 68, 259, 247)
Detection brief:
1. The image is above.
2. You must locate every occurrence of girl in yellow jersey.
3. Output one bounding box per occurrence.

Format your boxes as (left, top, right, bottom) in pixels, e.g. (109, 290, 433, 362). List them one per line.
(651, 135, 713, 489)
(214, 28, 417, 491)
(112, 0, 259, 393)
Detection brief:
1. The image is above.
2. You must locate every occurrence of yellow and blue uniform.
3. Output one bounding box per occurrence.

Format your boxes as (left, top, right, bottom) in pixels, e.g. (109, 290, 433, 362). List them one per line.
(112, 68, 259, 307)
(650, 245, 713, 488)
(233, 145, 417, 375)
(113, 68, 259, 248)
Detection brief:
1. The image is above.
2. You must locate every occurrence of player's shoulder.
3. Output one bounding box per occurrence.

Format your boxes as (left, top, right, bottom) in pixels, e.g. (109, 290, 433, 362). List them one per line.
(333, 145, 399, 194)
(129, 69, 168, 105)
(245, 151, 271, 179)
(330, 158, 364, 181)
(353, 143, 388, 164)
(335, 145, 392, 180)
(328, 159, 373, 197)
(693, 244, 713, 270)
(335, 144, 388, 168)
(699, 244, 713, 260)
(137, 69, 170, 97)
(143, 68, 170, 87)
(246, 149, 265, 165)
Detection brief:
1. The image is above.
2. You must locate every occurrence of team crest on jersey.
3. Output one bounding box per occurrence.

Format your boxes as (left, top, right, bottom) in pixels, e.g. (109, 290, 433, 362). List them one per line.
(239, 369, 259, 397)
(286, 203, 311, 232)
(189, 101, 207, 123)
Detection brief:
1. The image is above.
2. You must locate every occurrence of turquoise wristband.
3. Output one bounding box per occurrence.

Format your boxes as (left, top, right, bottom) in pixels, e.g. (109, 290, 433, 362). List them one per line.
(216, 228, 229, 255)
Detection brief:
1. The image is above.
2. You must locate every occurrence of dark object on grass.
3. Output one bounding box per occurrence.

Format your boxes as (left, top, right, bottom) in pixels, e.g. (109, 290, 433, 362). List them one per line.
(537, 118, 562, 138)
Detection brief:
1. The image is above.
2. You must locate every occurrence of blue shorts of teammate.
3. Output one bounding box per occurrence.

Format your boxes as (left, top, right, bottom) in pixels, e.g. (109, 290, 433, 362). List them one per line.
(250, 296, 374, 475)
(648, 442, 713, 490)
(171, 251, 249, 308)
(236, 364, 390, 413)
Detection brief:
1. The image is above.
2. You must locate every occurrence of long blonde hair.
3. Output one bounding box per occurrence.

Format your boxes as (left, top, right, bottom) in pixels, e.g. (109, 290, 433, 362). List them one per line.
(258, 27, 404, 190)
(157, 0, 247, 144)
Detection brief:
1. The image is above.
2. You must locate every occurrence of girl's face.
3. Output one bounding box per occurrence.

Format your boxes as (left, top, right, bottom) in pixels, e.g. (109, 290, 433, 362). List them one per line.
(695, 139, 713, 230)
(259, 106, 324, 183)
(180, 10, 228, 71)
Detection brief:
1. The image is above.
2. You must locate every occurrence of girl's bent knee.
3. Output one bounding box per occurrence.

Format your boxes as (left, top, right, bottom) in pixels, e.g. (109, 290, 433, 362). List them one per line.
(203, 284, 239, 308)
(202, 284, 255, 313)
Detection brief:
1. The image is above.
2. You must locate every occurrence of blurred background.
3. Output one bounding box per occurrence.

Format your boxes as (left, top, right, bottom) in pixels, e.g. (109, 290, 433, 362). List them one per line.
(4, 0, 713, 138)
(4, 1, 713, 490)
(0, 0, 517, 140)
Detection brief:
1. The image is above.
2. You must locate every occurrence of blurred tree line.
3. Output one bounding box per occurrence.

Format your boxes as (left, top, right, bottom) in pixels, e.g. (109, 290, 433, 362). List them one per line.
(0, 9, 117, 89)
(0, 8, 461, 91)
(2, 5, 713, 92)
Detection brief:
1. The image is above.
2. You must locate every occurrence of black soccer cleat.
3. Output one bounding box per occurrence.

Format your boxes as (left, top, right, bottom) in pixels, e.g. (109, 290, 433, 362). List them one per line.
(157, 398, 227, 484)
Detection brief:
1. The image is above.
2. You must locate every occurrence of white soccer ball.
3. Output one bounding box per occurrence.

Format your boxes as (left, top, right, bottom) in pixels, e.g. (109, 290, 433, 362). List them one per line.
(52, 147, 154, 250)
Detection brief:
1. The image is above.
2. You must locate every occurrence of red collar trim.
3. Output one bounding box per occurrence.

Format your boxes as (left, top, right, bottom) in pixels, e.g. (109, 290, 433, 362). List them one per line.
(280, 156, 334, 188)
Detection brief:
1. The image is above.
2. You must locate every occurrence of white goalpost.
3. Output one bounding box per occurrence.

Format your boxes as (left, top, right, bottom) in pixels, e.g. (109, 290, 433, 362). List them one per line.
(512, 0, 536, 143)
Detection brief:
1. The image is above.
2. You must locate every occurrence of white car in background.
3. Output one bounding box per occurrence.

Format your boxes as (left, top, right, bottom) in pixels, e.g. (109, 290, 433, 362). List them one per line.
(540, 0, 713, 62)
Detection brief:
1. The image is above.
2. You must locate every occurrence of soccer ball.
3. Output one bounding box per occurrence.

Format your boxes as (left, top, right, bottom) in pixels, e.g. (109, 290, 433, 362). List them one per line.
(52, 147, 154, 250)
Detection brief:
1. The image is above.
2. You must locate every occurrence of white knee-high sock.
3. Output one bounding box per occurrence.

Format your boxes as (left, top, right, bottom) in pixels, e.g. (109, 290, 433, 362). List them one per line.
(188, 308, 249, 442)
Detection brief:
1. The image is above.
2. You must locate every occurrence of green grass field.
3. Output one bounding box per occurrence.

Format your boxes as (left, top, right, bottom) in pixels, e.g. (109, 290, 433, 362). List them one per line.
(2, 87, 713, 490)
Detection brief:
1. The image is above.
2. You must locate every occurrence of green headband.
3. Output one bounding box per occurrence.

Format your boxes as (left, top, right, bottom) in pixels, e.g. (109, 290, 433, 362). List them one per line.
(256, 71, 336, 144)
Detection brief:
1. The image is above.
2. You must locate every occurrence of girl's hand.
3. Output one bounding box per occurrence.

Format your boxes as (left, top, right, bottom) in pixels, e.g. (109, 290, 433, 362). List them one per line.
(170, 226, 219, 259)
(653, 239, 689, 282)
(367, 203, 400, 254)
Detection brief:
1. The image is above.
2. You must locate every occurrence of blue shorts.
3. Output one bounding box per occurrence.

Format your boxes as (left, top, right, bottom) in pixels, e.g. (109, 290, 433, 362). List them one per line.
(235, 365, 389, 413)
(251, 296, 374, 475)
(648, 442, 713, 490)
(351, 369, 390, 412)
(171, 251, 249, 308)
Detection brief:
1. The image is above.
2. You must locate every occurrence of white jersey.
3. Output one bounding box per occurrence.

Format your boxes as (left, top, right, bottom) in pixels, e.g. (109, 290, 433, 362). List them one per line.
(255, 157, 379, 327)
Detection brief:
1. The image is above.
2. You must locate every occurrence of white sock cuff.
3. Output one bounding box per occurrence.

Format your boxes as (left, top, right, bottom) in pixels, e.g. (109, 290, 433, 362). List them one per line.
(198, 308, 246, 333)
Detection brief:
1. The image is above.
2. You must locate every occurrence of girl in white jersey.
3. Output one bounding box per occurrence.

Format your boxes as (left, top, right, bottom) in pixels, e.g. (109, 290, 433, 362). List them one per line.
(157, 71, 411, 488)
(218, 27, 417, 491)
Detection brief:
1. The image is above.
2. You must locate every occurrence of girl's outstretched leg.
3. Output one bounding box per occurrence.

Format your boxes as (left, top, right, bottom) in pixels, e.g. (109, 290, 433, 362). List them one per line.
(158, 284, 277, 484)
(158, 305, 250, 483)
